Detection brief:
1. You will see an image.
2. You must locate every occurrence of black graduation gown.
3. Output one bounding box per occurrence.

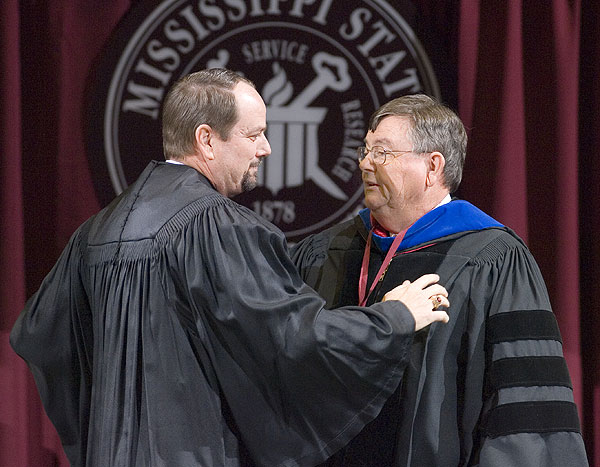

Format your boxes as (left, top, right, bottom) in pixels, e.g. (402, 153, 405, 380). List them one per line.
(291, 202, 588, 467)
(10, 161, 418, 467)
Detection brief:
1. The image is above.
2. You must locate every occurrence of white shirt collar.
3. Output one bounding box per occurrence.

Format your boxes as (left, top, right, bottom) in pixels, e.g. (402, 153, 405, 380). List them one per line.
(434, 193, 452, 209)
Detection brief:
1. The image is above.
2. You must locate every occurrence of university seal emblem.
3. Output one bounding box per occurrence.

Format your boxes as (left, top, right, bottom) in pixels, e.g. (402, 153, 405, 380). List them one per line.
(86, 0, 439, 241)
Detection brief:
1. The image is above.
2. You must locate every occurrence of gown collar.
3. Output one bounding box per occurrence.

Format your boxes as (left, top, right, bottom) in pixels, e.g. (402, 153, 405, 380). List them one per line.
(359, 199, 504, 252)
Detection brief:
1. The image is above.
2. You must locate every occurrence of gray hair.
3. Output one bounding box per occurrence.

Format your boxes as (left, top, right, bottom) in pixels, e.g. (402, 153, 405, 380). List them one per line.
(162, 69, 255, 160)
(369, 94, 467, 193)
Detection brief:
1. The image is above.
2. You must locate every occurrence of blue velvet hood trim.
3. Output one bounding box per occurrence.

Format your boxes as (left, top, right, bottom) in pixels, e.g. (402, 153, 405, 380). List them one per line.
(359, 200, 504, 252)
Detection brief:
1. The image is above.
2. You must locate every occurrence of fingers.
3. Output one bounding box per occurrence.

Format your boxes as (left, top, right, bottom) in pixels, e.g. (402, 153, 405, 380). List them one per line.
(383, 275, 451, 330)
(433, 296, 450, 308)
(414, 306, 450, 331)
(415, 304, 450, 330)
(432, 310, 450, 324)
(423, 284, 448, 298)
(410, 274, 440, 289)
(382, 279, 417, 301)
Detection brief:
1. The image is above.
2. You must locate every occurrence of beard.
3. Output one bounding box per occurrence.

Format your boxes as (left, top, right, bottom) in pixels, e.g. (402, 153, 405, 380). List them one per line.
(241, 159, 263, 193)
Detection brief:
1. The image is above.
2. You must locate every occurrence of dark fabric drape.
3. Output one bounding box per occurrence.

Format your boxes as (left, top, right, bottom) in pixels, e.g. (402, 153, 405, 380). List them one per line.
(1, 1, 597, 466)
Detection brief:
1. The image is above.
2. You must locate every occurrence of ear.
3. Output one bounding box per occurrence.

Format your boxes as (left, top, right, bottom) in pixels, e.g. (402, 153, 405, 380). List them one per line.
(195, 124, 215, 160)
(426, 151, 446, 187)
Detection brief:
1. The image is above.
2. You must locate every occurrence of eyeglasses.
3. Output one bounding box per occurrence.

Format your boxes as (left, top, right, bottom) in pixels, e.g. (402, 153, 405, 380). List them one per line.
(357, 146, 414, 165)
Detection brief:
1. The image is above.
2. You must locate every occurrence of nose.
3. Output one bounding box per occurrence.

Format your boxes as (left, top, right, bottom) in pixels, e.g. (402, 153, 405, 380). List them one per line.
(258, 133, 271, 157)
(359, 153, 375, 172)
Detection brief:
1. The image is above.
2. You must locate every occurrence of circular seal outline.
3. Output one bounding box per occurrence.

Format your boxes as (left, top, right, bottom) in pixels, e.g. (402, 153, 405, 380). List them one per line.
(103, 0, 440, 197)
(365, 0, 440, 97)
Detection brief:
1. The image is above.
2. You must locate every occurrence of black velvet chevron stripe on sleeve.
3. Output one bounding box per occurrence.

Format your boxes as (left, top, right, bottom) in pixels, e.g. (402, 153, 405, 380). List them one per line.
(489, 356, 573, 389)
(488, 309, 562, 343)
(483, 308, 579, 438)
(484, 401, 581, 438)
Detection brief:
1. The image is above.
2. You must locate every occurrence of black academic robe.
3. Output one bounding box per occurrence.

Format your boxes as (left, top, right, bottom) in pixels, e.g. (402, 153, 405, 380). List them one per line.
(291, 201, 588, 467)
(10, 161, 418, 467)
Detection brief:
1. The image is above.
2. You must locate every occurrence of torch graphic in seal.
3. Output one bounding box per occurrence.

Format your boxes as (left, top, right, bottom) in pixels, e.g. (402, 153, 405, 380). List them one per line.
(259, 52, 352, 200)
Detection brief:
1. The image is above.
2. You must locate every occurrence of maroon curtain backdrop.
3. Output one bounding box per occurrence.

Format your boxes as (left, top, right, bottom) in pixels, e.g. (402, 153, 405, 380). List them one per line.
(1, 1, 597, 466)
(0, 0, 29, 463)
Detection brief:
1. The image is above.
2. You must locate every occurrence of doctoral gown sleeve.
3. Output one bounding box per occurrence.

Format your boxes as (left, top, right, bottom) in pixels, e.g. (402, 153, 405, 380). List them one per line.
(468, 232, 588, 466)
(10, 223, 93, 466)
(169, 199, 415, 467)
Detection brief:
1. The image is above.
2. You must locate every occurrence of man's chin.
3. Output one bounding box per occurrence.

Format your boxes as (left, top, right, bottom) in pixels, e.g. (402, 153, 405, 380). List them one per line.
(363, 194, 383, 212)
(241, 174, 258, 193)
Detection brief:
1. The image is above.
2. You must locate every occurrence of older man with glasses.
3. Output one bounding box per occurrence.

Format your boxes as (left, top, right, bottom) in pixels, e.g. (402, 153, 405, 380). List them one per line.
(292, 94, 588, 466)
